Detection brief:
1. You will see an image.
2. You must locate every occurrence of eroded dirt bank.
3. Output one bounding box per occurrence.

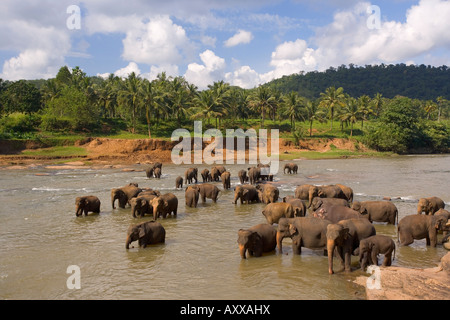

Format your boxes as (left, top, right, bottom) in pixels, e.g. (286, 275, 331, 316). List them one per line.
(0, 137, 369, 166)
(355, 252, 450, 300)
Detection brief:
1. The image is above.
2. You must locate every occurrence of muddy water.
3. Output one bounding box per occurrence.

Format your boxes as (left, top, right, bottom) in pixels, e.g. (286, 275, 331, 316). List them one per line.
(0, 155, 449, 300)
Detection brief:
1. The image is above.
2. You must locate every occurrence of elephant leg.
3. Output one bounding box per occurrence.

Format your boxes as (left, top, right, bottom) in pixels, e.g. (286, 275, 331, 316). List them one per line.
(383, 254, 392, 266)
(399, 232, 414, 246)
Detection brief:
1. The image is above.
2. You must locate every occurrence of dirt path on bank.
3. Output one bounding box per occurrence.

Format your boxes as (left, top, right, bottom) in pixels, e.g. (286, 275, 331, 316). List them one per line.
(0, 137, 368, 167)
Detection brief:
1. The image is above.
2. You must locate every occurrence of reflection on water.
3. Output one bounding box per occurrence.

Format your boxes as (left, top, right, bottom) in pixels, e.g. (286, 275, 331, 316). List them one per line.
(0, 155, 449, 299)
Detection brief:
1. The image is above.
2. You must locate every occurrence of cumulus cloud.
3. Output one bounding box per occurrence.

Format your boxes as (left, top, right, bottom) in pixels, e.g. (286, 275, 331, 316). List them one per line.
(224, 30, 254, 47)
(184, 50, 226, 89)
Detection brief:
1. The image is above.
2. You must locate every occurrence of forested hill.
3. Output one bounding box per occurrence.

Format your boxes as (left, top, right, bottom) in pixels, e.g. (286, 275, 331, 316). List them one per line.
(264, 64, 450, 100)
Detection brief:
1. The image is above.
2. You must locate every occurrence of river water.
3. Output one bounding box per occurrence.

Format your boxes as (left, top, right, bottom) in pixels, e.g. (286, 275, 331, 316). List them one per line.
(0, 155, 449, 300)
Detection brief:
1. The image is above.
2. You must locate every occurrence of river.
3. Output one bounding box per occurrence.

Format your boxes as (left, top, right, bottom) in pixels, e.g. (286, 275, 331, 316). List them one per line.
(0, 155, 449, 300)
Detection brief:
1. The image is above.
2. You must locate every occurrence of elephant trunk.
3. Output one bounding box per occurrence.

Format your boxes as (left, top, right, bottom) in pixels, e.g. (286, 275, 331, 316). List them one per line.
(239, 244, 247, 259)
(111, 195, 117, 209)
(276, 231, 283, 253)
(131, 204, 137, 218)
(327, 239, 336, 274)
(125, 235, 132, 249)
(75, 206, 81, 216)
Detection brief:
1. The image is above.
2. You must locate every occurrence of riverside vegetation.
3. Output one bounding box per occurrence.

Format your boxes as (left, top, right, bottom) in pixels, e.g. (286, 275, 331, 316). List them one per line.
(0, 64, 449, 160)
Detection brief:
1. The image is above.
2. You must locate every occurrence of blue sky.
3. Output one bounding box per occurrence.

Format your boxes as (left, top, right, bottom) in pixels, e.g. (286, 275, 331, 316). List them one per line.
(0, 0, 449, 89)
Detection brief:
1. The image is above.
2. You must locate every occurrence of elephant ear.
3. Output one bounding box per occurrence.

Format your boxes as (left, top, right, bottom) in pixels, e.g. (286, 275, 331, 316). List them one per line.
(289, 224, 298, 235)
(341, 227, 350, 240)
(138, 225, 146, 238)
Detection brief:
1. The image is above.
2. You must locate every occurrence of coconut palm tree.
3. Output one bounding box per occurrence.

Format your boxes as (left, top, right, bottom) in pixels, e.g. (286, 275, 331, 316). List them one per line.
(248, 86, 275, 128)
(283, 91, 304, 131)
(304, 99, 326, 137)
(340, 97, 359, 136)
(357, 95, 373, 129)
(118, 72, 142, 133)
(319, 86, 345, 130)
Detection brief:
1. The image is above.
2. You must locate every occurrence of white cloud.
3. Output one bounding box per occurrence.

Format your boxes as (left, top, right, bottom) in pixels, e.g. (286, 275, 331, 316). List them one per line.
(225, 65, 262, 89)
(121, 15, 191, 65)
(144, 64, 180, 81)
(224, 30, 254, 47)
(113, 62, 142, 79)
(184, 50, 226, 89)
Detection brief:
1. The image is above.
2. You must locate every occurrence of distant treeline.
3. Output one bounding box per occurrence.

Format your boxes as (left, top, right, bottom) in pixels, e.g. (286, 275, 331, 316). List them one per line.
(265, 64, 450, 100)
(0, 64, 449, 154)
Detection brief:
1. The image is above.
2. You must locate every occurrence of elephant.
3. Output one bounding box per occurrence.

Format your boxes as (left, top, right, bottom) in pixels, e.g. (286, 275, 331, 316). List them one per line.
(247, 167, 261, 185)
(257, 163, 271, 181)
(153, 167, 161, 179)
(233, 185, 260, 204)
(111, 183, 141, 209)
(417, 197, 445, 215)
(309, 197, 349, 211)
(336, 184, 354, 203)
(351, 200, 398, 224)
(308, 185, 348, 206)
(210, 167, 221, 182)
(145, 162, 162, 178)
(201, 169, 212, 183)
(125, 220, 165, 249)
(313, 204, 364, 223)
(238, 169, 248, 184)
(150, 193, 178, 220)
(75, 196, 100, 216)
(185, 186, 200, 208)
(237, 224, 277, 259)
(185, 167, 198, 184)
(359, 235, 396, 271)
(130, 194, 156, 218)
(283, 162, 298, 174)
(276, 217, 331, 255)
(282, 197, 307, 217)
(397, 214, 448, 247)
(294, 184, 314, 201)
(188, 183, 220, 203)
(221, 171, 231, 190)
(326, 218, 376, 274)
(175, 176, 183, 189)
(262, 202, 296, 225)
(256, 184, 279, 204)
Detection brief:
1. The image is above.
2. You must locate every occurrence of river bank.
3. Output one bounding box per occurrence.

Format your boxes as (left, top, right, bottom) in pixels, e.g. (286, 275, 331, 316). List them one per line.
(0, 137, 390, 168)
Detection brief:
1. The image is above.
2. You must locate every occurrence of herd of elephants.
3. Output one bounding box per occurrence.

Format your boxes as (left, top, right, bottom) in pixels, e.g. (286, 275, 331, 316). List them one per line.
(74, 162, 450, 275)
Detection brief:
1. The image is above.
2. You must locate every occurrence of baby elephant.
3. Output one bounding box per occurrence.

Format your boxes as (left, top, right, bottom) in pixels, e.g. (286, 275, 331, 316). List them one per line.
(125, 220, 166, 249)
(359, 235, 396, 271)
(398, 214, 448, 247)
(175, 176, 183, 189)
(75, 196, 100, 216)
(237, 224, 277, 259)
(262, 202, 296, 225)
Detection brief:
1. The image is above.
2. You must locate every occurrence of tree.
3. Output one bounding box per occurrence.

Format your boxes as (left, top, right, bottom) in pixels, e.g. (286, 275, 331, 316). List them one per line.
(436, 96, 448, 122)
(283, 91, 303, 131)
(304, 100, 326, 137)
(319, 86, 345, 130)
(248, 86, 275, 128)
(191, 90, 221, 126)
(357, 95, 373, 128)
(118, 72, 142, 133)
(340, 97, 359, 136)
(3, 80, 42, 115)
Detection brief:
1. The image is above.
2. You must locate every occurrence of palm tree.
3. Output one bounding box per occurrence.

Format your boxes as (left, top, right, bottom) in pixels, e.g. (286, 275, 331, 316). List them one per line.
(436, 96, 447, 122)
(340, 97, 359, 136)
(357, 95, 373, 129)
(119, 72, 141, 133)
(191, 90, 222, 126)
(140, 78, 164, 138)
(423, 100, 437, 120)
(208, 81, 230, 128)
(319, 86, 345, 130)
(248, 86, 275, 128)
(371, 92, 383, 118)
(283, 91, 304, 131)
(304, 100, 326, 137)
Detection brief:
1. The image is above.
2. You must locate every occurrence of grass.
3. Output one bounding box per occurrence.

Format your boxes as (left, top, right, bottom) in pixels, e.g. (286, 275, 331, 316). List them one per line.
(21, 146, 88, 157)
(279, 149, 395, 160)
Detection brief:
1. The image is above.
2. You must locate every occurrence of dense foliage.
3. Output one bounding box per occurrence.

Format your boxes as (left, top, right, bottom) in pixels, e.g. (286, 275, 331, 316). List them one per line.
(265, 64, 450, 100)
(0, 64, 449, 154)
